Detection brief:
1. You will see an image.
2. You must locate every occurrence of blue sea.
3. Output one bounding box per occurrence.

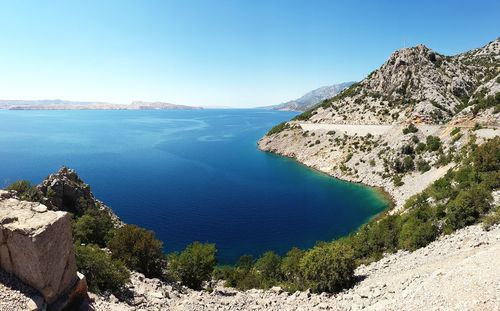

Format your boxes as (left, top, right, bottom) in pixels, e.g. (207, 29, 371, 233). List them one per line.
(0, 109, 387, 263)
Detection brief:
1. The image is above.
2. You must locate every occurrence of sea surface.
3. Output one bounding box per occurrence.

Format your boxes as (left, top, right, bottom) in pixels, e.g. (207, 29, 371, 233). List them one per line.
(0, 109, 387, 263)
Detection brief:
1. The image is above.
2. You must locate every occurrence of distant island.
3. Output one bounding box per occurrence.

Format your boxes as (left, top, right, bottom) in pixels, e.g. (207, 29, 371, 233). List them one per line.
(0, 99, 203, 110)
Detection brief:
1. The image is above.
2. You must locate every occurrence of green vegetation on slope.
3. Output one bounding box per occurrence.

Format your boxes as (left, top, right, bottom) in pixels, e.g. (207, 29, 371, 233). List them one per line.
(266, 121, 290, 135)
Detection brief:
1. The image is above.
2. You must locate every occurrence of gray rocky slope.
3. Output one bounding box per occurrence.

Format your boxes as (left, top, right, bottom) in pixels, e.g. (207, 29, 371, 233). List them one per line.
(262, 82, 355, 111)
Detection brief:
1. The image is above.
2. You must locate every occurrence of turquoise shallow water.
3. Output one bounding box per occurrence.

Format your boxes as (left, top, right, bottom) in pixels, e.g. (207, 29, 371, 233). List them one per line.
(0, 109, 387, 263)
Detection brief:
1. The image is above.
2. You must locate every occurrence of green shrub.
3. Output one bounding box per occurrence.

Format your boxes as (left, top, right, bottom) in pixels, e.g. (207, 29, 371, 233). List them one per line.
(474, 137, 499, 172)
(450, 127, 460, 136)
(6, 180, 43, 202)
(401, 145, 414, 155)
(446, 186, 492, 230)
(482, 208, 500, 231)
(280, 248, 304, 283)
(416, 159, 431, 173)
(415, 142, 427, 153)
(169, 242, 217, 289)
(403, 156, 415, 172)
(398, 217, 437, 251)
(254, 251, 282, 283)
(73, 208, 115, 247)
(74, 244, 130, 294)
(215, 255, 264, 290)
(108, 225, 165, 278)
(426, 136, 442, 151)
(293, 110, 316, 121)
(266, 122, 290, 136)
(402, 124, 418, 135)
(392, 175, 404, 186)
(300, 242, 355, 293)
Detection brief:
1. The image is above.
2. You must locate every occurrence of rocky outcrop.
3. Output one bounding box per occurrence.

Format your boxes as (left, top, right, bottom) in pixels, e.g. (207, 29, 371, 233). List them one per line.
(0, 197, 88, 309)
(37, 167, 98, 216)
(38, 167, 122, 225)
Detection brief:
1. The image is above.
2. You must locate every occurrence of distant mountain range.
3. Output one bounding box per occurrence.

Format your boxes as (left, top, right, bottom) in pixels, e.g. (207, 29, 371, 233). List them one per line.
(261, 82, 356, 111)
(0, 100, 203, 110)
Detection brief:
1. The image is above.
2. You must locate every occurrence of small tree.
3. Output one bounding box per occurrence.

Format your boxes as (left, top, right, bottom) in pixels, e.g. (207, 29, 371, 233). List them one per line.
(425, 135, 442, 152)
(169, 242, 217, 289)
(403, 156, 415, 172)
(74, 244, 130, 294)
(446, 186, 492, 230)
(255, 251, 282, 283)
(398, 217, 436, 251)
(107, 225, 165, 278)
(73, 208, 115, 247)
(299, 242, 355, 293)
(280, 248, 305, 282)
(6, 180, 43, 202)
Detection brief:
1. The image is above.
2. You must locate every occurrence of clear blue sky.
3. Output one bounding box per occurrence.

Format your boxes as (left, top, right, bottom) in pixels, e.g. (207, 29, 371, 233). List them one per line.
(0, 0, 498, 107)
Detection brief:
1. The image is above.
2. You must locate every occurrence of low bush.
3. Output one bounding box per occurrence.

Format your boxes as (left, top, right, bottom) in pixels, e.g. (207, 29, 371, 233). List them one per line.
(108, 225, 166, 278)
(299, 242, 355, 293)
(73, 208, 115, 247)
(169, 242, 217, 289)
(254, 251, 282, 284)
(266, 122, 290, 136)
(426, 135, 442, 151)
(402, 123, 418, 135)
(416, 159, 431, 173)
(6, 180, 43, 202)
(74, 244, 130, 294)
(482, 208, 500, 231)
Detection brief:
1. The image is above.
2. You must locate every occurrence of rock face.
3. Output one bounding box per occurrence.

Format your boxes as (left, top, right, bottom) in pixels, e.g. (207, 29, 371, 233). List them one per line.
(0, 197, 86, 308)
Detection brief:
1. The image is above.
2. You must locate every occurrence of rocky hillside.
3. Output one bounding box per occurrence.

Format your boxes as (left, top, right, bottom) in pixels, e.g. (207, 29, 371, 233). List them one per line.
(262, 82, 355, 111)
(260, 39, 500, 210)
(297, 39, 499, 124)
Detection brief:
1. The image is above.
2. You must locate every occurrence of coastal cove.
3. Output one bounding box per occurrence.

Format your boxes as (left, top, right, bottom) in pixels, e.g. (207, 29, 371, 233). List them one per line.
(0, 109, 388, 263)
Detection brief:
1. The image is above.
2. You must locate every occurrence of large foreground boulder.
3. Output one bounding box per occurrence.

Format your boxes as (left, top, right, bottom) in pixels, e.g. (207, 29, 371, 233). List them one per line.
(0, 197, 88, 309)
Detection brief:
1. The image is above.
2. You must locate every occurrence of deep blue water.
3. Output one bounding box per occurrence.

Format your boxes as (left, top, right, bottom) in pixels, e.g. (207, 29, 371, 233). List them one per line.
(0, 109, 387, 263)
